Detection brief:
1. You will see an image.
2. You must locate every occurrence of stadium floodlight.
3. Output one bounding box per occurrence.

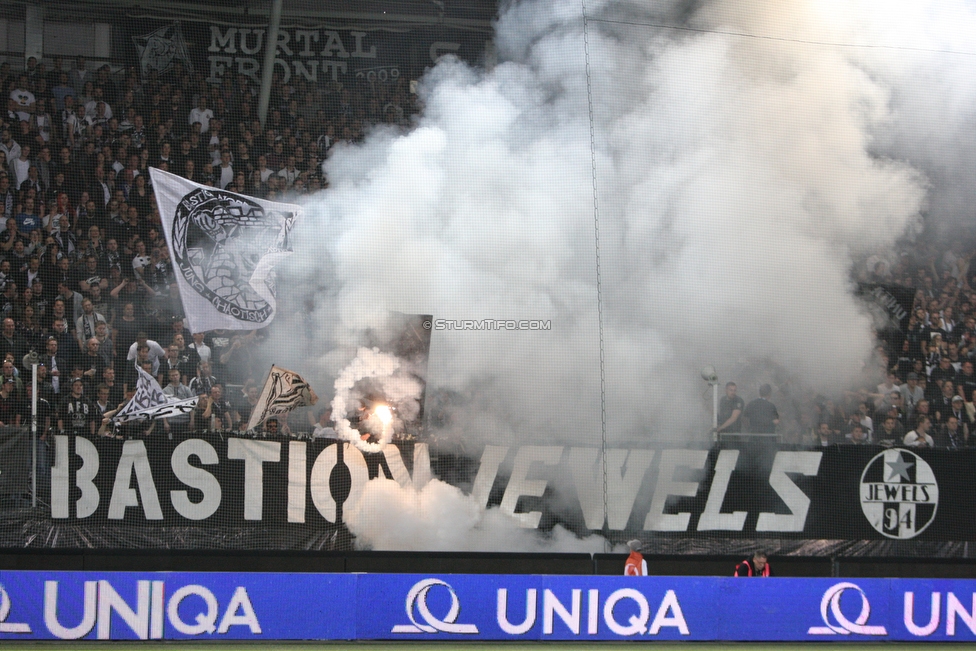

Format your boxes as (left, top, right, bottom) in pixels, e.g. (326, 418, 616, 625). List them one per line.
(701, 365, 719, 440)
(700, 365, 718, 383)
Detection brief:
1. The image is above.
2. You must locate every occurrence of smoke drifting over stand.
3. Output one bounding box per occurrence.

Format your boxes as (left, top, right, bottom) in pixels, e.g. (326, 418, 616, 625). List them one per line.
(277, 0, 976, 549)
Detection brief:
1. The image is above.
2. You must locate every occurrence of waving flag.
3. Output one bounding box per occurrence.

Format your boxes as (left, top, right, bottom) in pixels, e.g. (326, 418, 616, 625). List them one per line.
(132, 22, 193, 81)
(857, 283, 915, 332)
(246, 365, 318, 431)
(113, 366, 199, 423)
(150, 167, 301, 333)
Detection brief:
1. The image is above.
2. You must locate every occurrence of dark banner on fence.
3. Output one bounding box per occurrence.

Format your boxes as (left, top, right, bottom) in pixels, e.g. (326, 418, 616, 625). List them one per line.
(1, 435, 972, 551)
(0, 427, 30, 496)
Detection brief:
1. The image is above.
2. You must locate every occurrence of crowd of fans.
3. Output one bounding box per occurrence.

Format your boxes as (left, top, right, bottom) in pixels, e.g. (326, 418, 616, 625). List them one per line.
(714, 241, 976, 450)
(834, 243, 976, 450)
(0, 54, 417, 439)
(4, 53, 976, 452)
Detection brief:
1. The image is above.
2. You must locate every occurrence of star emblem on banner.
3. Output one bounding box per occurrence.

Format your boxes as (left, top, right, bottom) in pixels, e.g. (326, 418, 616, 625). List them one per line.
(885, 455, 913, 482)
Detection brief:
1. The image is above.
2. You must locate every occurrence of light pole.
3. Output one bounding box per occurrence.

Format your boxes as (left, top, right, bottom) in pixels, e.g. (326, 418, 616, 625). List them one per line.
(701, 365, 719, 441)
(23, 351, 39, 507)
(257, 0, 284, 128)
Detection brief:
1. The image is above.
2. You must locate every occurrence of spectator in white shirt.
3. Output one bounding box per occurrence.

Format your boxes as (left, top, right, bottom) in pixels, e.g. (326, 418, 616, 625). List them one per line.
(189, 96, 213, 134)
(904, 415, 935, 448)
(277, 155, 300, 188)
(218, 149, 234, 189)
(8, 76, 35, 123)
(126, 331, 166, 367)
(188, 332, 211, 365)
(9, 145, 31, 190)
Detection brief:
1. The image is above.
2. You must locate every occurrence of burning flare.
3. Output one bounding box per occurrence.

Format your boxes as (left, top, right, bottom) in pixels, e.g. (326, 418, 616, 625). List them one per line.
(374, 405, 393, 425)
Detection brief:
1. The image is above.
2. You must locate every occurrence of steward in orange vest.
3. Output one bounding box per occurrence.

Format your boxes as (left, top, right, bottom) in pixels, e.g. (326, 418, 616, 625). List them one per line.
(624, 539, 647, 576)
(734, 551, 771, 577)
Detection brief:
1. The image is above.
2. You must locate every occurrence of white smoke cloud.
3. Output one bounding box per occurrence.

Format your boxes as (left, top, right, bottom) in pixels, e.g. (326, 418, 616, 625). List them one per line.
(345, 476, 608, 552)
(279, 0, 976, 549)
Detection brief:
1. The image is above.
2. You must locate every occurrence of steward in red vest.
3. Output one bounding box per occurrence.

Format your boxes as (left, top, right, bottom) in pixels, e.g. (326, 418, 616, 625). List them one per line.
(734, 551, 771, 577)
(624, 539, 647, 576)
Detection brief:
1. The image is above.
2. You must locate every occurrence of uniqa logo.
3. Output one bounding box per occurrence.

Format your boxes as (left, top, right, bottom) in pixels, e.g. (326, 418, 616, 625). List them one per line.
(0, 584, 31, 633)
(807, 582, 888, 636)
(43, 580, 261, 640)
(391, 579, 479, 634)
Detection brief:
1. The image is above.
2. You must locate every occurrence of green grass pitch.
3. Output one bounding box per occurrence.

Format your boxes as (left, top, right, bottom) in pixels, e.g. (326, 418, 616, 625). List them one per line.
(0, 644, 967, 650)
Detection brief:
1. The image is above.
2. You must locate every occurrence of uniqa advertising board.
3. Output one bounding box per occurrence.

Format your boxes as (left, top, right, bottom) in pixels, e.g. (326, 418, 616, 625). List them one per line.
(0, 572, 974, 641)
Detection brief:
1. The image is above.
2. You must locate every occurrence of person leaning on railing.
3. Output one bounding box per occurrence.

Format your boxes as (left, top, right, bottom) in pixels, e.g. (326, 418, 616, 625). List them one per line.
(734, 550, 771, 577)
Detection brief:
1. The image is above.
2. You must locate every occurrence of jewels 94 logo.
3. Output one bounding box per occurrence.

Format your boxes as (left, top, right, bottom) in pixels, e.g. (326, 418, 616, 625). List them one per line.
(807, 582, 887, 636)
(391, 579, 478, 634)
(860, 449, 939, 540)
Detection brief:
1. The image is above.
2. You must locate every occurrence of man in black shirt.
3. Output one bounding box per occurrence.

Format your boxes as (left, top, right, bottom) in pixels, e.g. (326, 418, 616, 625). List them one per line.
(933, 380, 957, 425)
(846, 422, 872, 445)
(0, 175, 15, 221)
(715, 381, 744, 435)
(101, 366, 123, 409)
(80, 338, 108, 392)
(34, 362, 57, 406)
(0, 317, 26, 368)
(877, 414, 905, 447)
(929, 358, 956, 400)
(195, 384, 237, 431)
(0, 378, 20, 426)
(58, 378, 96, 437)
(940, 415, 968, 450)
(957, 361, 976, 404)
(743, 384, 779, 434)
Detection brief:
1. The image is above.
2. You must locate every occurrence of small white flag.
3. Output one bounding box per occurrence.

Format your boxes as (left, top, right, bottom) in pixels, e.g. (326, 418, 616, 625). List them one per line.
(247, 365, 318, 431)
(149, 167, 301, 333)
(113, 365, 199, 423)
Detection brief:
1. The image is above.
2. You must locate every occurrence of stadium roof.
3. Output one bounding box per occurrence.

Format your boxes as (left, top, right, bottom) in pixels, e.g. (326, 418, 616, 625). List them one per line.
(23, 0, 499, 31)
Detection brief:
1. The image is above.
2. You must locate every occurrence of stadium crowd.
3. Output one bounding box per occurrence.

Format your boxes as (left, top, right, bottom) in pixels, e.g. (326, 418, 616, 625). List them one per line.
(3, 55, 976, 450)
(714, 242, 976, 450)
(836, 244, 976, 450)
(1, 55, 417, 438)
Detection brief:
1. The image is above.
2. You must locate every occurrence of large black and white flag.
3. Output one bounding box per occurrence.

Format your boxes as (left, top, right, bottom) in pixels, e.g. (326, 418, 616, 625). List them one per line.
(150, 167, 301, 333)
(857, 283, 915, 332)
(246, 365, 318, 431)
(132, 22, 193, 81)
(113, 366, 199, 423)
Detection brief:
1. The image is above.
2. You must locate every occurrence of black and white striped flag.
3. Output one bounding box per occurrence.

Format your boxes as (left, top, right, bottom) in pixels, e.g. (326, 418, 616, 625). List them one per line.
(113, 366, 199, 424)
(246, 365, 318, 431)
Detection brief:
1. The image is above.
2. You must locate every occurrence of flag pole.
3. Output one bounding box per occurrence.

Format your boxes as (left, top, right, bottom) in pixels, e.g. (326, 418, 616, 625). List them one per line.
(31, 359, 37, 507)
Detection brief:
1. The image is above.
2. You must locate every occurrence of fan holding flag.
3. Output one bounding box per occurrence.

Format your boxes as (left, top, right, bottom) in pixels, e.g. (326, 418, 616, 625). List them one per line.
(112, 365, 199, 426)
(246, 365, 319, 433)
